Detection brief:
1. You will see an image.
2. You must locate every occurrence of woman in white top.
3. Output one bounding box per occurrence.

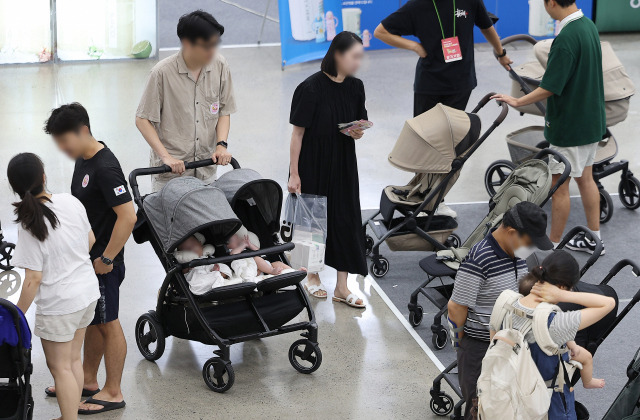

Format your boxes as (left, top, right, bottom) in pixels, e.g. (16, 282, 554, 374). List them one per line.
(9, 153, 100, 420)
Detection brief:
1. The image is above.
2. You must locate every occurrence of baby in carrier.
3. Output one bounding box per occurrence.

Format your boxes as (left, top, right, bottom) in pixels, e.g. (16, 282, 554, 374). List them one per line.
(227, 226, 294, 281)
(176, 233, 239, 295)
(519, 269, 605, 389)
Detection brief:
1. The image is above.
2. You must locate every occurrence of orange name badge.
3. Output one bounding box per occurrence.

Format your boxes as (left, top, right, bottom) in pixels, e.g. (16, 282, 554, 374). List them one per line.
(442, 36, 463, 63)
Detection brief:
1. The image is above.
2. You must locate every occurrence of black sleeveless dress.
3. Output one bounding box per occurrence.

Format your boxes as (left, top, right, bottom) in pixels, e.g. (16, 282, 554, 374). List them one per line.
(289, 71, 368, 276)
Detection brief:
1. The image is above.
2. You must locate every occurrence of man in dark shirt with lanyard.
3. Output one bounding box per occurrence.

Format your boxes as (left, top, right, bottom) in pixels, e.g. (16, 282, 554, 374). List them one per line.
(44, 103, 137, 415)
(375, 0, 512, 116)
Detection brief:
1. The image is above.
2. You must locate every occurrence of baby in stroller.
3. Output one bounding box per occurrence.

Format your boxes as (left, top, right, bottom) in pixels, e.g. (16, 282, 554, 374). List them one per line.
(519, 268, 605, 389)
(227, 226, 295, 281)
(175, 233, 237, 295)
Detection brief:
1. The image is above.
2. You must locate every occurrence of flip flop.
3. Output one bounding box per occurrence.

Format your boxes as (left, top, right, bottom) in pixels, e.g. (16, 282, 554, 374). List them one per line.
(332, 293, 366, 308)
(78, 397, 126, 415)
(304, 282, 327, 299)
(45, 386, 100, 398)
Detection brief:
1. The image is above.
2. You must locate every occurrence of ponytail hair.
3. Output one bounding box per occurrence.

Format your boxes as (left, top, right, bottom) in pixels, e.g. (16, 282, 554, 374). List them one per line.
(529, 250, 580, 290)
(7, 153, 59, 242)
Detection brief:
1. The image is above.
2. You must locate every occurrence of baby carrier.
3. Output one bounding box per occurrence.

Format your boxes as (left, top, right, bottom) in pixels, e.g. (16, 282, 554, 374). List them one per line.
(0, 298, 33, 420)
(363, 93, 509, 278)
(485, 34, 639, 223)
(477, 290, 580, 420)
(408, 148, 571, 348)
(130, 159, 321, 393)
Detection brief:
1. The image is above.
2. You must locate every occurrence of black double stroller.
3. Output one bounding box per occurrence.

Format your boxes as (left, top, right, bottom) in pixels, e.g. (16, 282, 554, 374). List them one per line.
(130, 159, 321, 393)
(0, 298, 33, 420)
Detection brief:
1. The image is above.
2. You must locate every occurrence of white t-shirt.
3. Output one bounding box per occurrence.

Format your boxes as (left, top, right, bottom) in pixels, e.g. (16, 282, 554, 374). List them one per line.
(12, 193, 100, 316)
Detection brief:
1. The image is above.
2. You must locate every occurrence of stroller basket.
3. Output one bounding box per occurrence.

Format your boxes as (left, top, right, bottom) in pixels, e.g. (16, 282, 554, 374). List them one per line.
(506, 126, 546, 164)
(372, 215, 458, 252)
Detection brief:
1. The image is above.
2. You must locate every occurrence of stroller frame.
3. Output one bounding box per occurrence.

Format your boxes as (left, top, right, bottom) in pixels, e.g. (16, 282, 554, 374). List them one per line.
(485, 34, 640, 223)
(129, 159, 320, 393)
(408, 148, 572, 349)
(0, 298, 33, 420)
(363, 93, 509, 278)
(428, 226, 604, 419)
(0, 221, 15, 271)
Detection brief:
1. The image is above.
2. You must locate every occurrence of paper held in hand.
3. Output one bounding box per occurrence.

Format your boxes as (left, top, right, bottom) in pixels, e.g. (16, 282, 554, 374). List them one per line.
(338, 120, 374, 135)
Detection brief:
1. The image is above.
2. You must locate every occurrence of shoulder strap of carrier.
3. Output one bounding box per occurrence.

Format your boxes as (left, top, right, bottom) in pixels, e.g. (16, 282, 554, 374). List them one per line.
(489, 290, 528, 333)
(532, 302, 567, 356)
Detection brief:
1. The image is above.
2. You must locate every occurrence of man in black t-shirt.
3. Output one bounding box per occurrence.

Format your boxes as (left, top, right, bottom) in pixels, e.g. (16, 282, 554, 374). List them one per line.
(375, 0, 512, 116)
(44, 103, 136, 415)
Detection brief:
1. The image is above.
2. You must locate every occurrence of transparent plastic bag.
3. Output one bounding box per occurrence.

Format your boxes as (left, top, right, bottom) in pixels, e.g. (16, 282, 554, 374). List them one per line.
(280, 193, 327, 273)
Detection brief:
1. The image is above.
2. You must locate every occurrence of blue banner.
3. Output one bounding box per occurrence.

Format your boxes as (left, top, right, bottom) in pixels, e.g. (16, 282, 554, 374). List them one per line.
(278, 0, 344, 67)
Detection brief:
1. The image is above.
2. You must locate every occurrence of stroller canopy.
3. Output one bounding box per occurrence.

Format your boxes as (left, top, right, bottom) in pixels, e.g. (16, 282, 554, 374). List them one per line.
(388, 104, 481, 174)
(143, 177, 241, 253)
(214, 168, 283, 241)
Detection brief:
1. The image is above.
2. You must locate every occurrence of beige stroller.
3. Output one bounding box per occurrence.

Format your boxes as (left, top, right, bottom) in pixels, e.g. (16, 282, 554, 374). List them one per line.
(363, 93, 508, 278)
(484, 34, 639, 223)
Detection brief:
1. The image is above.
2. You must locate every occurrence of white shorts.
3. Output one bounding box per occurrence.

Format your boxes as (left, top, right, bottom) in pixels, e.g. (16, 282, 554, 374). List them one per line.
(548, 143, 598, 178)
(34, 300, 98, 343)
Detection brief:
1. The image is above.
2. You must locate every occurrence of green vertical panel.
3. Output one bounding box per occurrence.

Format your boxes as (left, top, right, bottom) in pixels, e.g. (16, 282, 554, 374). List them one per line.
(596, 0, 640, 32)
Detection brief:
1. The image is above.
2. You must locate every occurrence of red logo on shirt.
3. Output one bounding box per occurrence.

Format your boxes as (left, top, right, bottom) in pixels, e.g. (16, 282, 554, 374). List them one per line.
(82, 174, 89, 188)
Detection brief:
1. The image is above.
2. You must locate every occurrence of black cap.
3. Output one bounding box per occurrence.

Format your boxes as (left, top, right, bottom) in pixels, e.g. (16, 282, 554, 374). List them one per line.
(509, 202, 553, 250)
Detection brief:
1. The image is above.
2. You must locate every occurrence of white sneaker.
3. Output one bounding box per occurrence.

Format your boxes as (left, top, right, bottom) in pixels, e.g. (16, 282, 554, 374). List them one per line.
(435, 203, 457, 218)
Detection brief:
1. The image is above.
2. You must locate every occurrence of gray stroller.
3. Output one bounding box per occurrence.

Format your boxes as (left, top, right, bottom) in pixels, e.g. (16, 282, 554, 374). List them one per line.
(130, 159, 321, 393)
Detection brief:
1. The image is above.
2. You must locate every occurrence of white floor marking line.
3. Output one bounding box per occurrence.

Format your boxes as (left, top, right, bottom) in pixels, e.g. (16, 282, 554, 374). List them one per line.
(369, 276, 446, 372)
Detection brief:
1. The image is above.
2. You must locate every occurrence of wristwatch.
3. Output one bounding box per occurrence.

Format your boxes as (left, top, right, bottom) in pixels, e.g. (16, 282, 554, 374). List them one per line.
(100, 255, 114, 266)
(216, 141, 228, 148)
(497, 48, 507, 58)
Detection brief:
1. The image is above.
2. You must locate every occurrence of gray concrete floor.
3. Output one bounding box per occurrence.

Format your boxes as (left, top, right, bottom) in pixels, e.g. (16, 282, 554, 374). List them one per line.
(1, 33, 639, 419)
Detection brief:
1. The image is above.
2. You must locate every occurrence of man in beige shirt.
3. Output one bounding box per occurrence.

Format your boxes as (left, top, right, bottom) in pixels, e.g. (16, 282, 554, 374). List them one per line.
(136, 10, 237, 191)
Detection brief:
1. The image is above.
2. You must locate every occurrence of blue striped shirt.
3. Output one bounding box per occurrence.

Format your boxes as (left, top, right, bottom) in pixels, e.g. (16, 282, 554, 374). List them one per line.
(450, 233, 528, 341)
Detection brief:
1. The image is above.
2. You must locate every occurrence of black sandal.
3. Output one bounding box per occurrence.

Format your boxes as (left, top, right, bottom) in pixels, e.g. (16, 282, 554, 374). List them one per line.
(77, 397, 126, 415)
(45, 386, 100, 398)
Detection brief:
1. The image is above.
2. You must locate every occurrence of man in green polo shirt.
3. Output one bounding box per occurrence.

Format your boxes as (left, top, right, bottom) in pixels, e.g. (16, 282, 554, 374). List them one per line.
(492, 0, 606, 254)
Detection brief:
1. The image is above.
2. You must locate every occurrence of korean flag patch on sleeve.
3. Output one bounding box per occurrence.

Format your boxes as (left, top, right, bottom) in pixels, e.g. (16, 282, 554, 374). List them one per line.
(114, 185, 127, 196)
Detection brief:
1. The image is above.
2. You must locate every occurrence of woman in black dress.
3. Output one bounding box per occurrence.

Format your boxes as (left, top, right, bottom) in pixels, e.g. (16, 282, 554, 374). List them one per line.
(288, 32, 367, 308)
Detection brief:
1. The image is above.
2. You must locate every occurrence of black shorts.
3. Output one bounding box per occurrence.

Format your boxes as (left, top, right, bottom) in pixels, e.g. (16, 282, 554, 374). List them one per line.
(90, 264, 126, 325)
(414, 90, 473, 117)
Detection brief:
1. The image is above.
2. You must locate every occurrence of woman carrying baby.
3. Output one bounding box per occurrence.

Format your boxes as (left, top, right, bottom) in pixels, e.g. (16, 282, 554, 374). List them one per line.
(9, 153, 100, 420)
(491, 250, 615, 419)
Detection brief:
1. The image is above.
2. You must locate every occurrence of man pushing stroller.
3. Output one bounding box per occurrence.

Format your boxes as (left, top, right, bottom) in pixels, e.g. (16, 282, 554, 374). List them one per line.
(492, 0, 606, 255)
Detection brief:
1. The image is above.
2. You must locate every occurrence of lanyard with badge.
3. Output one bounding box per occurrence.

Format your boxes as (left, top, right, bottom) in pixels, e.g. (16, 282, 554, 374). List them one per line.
(433, 0, 463, 63)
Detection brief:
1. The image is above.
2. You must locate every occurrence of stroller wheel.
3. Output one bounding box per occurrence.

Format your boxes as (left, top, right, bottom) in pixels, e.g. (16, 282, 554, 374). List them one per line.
(370, 257, 390, 278)
(430, 393, 454, 416)
(0, 242, 15, 271)
(365, 235, 374, 256)
(409, 305, 424, 327)
(484, 160, 516, 197)
(619, 176, 640, 210)
(135, 311, 165, 361)
(289, 339, 322, 374)
(432, 326, 448, 350)
(202, 357, 235, 393)
(445, 233, 461, 248)
(599, 189, 614, 223)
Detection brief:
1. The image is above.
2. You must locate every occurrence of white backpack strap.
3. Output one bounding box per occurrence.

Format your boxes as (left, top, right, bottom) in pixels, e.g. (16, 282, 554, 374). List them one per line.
(489, 290, 524, 332)
(532, 302, 568, 356)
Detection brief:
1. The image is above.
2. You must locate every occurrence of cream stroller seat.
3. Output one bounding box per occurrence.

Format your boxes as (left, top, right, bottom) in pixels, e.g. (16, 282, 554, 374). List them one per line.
(484, 34, 639, 223)
(362, 93, 509, 278)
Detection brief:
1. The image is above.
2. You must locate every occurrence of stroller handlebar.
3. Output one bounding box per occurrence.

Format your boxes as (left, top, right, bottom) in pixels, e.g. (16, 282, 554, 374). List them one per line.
(471, 92, 509, 126)
(495, 34, 538, 53)
(128, 158, 240, 203)
(533, 148, 572, 205)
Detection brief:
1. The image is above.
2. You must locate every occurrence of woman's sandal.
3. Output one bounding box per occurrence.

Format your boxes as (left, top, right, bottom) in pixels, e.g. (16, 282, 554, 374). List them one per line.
(45, 386, 100, 398)
(304, 282, 328, 299)
(332, 294, 366, 309)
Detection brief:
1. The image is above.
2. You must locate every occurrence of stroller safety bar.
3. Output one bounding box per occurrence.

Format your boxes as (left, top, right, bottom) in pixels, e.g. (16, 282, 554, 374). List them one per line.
(555, 225, 604, 277)
(532, 148, 572, 204)
(182, 242, 295, 269)
(129, 157, 241, 202)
